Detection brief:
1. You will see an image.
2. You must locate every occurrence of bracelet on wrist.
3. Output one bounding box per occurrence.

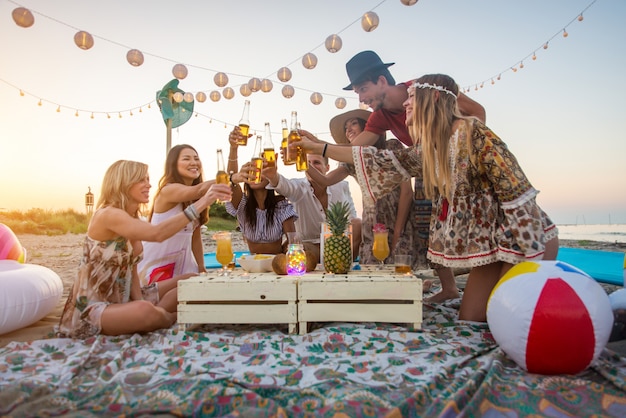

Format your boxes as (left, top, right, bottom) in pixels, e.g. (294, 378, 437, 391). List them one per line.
(322, 143, 328, 157)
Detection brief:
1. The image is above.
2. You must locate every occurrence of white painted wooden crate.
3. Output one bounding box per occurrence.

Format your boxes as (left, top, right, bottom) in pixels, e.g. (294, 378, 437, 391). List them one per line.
(178, 271, 299, 334)
(297, 270, 422, 335)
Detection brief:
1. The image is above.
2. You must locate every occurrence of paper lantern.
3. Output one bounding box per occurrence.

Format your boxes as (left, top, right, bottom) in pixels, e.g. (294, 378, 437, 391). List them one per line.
(248, 78, 261, 92)
(302, 53, 317, 70)
(172, 92, 184, 103)
(261, 79, 273, 93)
(12, 7, 34, 28)
(74, 31, 94, 50)
(277, 67, 292, 82)
(240, 84, 252, 97)
(361, 12, 379, 32)
(325, 34, 342, 53)
(223, 87, 235, 100)
(195, 92, 207, 103)
(183, 92, 194, 103)
(335, 97, 347, 109)
(401, 0, 418, 5)
(214, 72, 228, 87)
(0, 224, 26, 263)
(209, 91, 221, 102)
(310, 92, 323, 105)
(487, 260, 613, 375)
(282, 85, 294, 99)
(172, 64, 188, 80)
(126, 49, 144, 66)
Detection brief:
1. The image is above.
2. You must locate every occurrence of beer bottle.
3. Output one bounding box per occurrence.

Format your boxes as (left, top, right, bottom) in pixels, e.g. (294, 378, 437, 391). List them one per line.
(280, 118, 293, 165)
(295, 122, 308, 172)
(285, 111, 300, 165)
(249, 135, 263, 184)
(262, 122, 276, 168)
(215, 149, 229, 185)
(237, 100, 250, 146)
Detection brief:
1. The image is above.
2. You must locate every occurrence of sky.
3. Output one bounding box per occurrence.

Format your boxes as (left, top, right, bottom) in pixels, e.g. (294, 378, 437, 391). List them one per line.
(1, 0, 625, 226)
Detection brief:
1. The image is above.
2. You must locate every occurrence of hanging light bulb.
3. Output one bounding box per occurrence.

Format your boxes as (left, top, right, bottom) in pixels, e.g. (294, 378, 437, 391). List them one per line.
(75, 110, 79, 117)
(74, 31, 94, 50)
(361, 12, 379, 32)
(277, 67, 292, 82)
(107, 113, 111, 119)
(480, 82, 484, 89)
(302, 53, 318, 69)
(248, 77, 261, 92)
(532, 52, 537, 61)
(173, 92, 184, 103)
(282, 85, 295, 99)
(261, 79, 273, 93)
(491, 79, 495, 85)
(56, 105, 61, 112)
(139, 107, 143, 112)
(12, 7, 35, 28)
(310, 92, 323, 105)
(183, 92, 194, 103)
(240, 84, 252, 97)
(119, 113, 122, 118)
(519, 61, 524, 69)
(512, 67, 518, 73)
(335, 97, 347, 109)
(209, 91, 221, 102)
(130, 111, 133, 116)
(19, 90, 24, 96)
(90, 113, 94, 119)
(562, 29, 568, 38)
(325, 34, 342, 53)
(38, 99, 42, 106)
(214, 72, 228, 87)
(126, 49, 144, 66)
(497, 74, 501, 80)
(196, 92, 207, 103)
(578, 14, 584, 22)
(223, 87, 235, 100)
(543, 42, 549, 50)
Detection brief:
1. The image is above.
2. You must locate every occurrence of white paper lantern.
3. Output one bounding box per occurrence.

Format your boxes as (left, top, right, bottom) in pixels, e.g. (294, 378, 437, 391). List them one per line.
(325, 34, 342, 53)
(310, 92, 323, 105)
(214, 72, 228, 87)
(401, 0, 418, 5)
(183, 92, 194, 103)
(277, 67, 292, 82)
(361, 12, 379, 32)
(335, 97, 347, 109)
(248, 78, 261, 92)
(126, 49, 144, 66)
(12, 7, 34, 28)
(195, 92, 207, 103)
(172, 64, 188, 80)
(74, 31, 94, 50)
(282, 85, 295, 99)
(302, 53, 318, 70)
(209, 91, 221, 102)
(172, 92, 184, 103)
(240, 84, 252, 97)
(223, 87, 235, 100)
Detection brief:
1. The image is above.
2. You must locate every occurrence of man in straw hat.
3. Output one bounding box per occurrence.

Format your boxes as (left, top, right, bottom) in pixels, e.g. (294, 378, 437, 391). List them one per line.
(341, 51, 486, 302)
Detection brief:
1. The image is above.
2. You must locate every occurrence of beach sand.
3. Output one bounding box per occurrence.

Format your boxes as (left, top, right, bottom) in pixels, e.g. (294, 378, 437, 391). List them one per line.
(1, 232, 624, 348)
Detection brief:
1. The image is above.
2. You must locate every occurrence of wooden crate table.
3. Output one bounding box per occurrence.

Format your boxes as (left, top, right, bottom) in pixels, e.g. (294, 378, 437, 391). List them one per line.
(297, 268, 422, 335)
(178, 271, 299, 334)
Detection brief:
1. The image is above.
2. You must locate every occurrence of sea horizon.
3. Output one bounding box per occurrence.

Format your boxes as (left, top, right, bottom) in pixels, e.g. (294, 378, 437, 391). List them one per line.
(556, 223, 626, 244)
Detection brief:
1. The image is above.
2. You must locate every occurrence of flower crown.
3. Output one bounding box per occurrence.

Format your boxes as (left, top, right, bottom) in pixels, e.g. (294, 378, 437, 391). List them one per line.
(412, 82, 457, 98)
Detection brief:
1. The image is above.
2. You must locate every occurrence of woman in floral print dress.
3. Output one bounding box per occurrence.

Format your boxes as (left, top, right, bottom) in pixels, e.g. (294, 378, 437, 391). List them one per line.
(58, 160, 232, 338)
(292, 74, 559, 322)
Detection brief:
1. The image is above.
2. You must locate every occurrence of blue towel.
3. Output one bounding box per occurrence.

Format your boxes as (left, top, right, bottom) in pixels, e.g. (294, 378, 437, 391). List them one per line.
(556, 247, 625, 286)
(204, 251, 250, 269)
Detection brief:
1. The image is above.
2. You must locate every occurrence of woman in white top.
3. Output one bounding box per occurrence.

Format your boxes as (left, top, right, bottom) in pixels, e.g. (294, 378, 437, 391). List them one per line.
(138, 144, 214, 285)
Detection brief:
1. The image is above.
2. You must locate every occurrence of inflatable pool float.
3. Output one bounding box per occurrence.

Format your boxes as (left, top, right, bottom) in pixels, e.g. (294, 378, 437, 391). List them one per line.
(0, 260, 64, 335)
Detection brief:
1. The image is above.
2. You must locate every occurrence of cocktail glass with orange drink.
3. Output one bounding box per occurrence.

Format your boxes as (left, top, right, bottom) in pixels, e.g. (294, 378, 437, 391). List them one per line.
(214, 231, 234, 277)
(372, 224, 390, 270)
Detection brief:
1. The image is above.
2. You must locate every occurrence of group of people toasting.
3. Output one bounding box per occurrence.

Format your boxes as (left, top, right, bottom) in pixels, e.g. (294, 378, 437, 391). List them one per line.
(58, 50, 558, 340)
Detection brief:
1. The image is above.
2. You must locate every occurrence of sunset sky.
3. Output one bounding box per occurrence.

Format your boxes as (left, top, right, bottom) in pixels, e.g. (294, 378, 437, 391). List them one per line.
(1, 0, 624, 225)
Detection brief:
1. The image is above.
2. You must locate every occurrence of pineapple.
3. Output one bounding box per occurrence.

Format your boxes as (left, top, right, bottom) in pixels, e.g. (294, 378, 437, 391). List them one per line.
(323, 202, 352, 274)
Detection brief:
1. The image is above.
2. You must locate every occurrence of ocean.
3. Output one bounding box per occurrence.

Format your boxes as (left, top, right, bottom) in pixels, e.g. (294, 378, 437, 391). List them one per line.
(557, 224, 626, 243)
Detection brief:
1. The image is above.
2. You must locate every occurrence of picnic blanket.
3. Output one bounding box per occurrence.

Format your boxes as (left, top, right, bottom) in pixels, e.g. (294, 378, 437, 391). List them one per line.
(1, 300, 626, 417)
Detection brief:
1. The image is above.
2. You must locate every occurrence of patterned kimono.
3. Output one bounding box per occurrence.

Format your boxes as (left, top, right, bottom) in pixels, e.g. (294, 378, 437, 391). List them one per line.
(351, 119, 558, 268)
(58, 236, 158, 338)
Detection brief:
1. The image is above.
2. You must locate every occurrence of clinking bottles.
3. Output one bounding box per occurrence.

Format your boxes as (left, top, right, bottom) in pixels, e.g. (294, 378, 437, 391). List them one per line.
(249, 135, 263, 184)
(237, 100, 250, 146)
(295, 121, 308, 172)
(280, 118, 293, 166)
(286, 111, 307, 171)
(215, 149, 228, 185)
(262, 122, 276, 168)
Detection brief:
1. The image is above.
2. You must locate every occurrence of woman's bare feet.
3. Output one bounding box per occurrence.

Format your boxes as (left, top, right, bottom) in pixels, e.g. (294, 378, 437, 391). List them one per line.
(425, 286, 460, 303)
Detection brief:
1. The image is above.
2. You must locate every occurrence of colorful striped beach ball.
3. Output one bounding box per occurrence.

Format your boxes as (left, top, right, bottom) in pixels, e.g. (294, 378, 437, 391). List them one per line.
(0, 223, 26, 263)
(487, 260, 613, 375)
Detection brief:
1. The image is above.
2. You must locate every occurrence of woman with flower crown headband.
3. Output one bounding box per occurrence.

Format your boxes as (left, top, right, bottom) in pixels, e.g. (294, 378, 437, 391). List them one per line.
(291, 73, 559, 323)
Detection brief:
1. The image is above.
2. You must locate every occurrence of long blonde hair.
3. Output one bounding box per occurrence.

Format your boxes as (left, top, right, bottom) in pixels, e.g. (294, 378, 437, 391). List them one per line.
(406, 74, 465, 201)
(96, 160, 149, 218)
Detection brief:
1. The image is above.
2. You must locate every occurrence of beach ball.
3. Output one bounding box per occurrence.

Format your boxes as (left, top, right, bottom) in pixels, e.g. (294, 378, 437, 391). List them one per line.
(487, 260, 613, 375)
(609, 288, 626, 311)
(0, 223, 26, 263)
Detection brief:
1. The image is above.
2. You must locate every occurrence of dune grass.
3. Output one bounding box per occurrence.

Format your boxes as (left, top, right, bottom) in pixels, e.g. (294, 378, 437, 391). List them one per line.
(1, 205, 237, 235)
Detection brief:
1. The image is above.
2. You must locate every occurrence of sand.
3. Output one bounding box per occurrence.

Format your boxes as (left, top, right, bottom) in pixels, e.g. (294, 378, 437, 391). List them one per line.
(1, 231, 623, 347)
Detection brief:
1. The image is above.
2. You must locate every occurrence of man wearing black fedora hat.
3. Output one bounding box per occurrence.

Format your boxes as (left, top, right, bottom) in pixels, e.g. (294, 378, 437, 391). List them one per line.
(341, 50, 485, 302)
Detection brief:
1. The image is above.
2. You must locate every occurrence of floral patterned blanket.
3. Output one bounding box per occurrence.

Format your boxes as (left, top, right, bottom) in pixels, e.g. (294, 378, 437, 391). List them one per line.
(1, 301, 626, 417)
